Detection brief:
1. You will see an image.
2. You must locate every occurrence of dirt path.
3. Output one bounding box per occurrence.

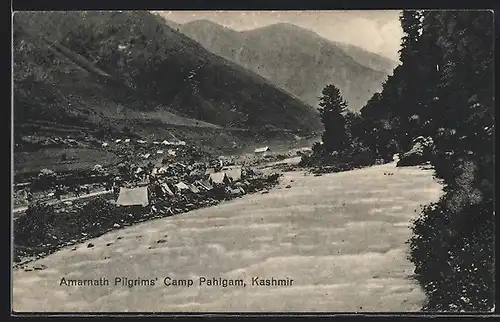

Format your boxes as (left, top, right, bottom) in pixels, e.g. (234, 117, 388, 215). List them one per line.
(12, 162, 443, 312)
(13, 190, 113, 215)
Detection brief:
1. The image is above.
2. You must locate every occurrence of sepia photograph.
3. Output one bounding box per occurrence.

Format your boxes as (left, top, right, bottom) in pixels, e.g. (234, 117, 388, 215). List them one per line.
(12, 9, 494, 313)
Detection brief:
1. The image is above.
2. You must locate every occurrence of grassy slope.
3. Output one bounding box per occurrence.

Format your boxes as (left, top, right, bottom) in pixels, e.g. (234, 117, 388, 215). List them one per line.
(14, 11, 321, 134)
(13, 12, 323, 174)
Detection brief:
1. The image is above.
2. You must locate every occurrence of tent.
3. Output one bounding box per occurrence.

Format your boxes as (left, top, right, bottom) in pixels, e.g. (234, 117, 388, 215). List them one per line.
(188, 184, 200, 194)
(254, 146, 271, 153)
(195, 180, 213, 191)
(254, 146, 271, 157)
(175, 182, 190, 192)
(224, 167, 242, 182)
(205, 168, 216, 175)
(176, 141, 186, 146)
(116, 187, 149, 207)
(161, 183, 175, 196)
(124, 139, 131, 143)
(209, 172, 230, 185)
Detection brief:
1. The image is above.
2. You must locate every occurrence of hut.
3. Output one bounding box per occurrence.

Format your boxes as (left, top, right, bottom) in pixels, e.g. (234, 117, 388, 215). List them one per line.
(254, 146, 271, 157)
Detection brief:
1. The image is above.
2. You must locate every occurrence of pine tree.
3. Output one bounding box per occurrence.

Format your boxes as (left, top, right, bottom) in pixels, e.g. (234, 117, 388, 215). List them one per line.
(417, 11, 445, 135)
(318, 84, 349, 155)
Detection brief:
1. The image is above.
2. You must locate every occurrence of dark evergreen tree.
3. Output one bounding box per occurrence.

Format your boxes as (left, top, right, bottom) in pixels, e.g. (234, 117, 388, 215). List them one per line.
(317, 84, 349, 155)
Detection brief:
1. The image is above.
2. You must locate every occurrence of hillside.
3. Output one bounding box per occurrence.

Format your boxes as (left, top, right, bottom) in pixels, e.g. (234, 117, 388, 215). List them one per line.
(332, 42, 400, 74)
(13, 12, 322, 144)
(176, 20, 398, 112)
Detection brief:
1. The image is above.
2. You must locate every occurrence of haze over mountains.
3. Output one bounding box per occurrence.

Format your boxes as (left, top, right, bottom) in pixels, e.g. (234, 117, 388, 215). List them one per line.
(169, 19, 400, 112)
(14, 11, 322, 151)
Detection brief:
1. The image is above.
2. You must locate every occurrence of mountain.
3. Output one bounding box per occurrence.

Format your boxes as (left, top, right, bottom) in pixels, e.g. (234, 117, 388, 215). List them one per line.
(13, 12, 322, 148)
(332, 42, 400, 74)
(174, 20, 399, 112)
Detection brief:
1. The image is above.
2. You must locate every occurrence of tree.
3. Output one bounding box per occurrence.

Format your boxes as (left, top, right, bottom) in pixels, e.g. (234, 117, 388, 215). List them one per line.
(317, 84, 349, 155)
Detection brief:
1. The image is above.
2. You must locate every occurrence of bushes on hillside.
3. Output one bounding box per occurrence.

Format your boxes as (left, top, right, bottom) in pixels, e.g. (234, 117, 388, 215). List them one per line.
(409, 189, 494, 311)
(14, 202, 57, 247)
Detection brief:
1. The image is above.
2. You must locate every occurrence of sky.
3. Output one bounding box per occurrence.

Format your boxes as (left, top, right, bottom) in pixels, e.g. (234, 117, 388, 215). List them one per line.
(155, 10, 403, 62)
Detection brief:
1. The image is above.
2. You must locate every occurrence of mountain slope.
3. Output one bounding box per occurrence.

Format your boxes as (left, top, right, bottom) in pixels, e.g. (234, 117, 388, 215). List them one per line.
(176, 20, 398, 112)
(332, 42, 400, 74)
(13, 12, 321, 136)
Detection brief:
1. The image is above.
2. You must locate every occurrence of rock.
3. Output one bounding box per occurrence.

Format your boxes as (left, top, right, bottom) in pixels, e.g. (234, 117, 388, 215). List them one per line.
(261, 190, 269, 194)
(106, 243, 112, 246)
(113, 223, 121, 228)
(24, 268, 33, 272)
(117, 237, 123, 240)
(156, 239, 166, 244)
(397, 136, 435, 167)
(33, 264, 47, 270)
(71, 247, 77, 251)
(285, 185, 292, 189)
(87, 243, 94, 248)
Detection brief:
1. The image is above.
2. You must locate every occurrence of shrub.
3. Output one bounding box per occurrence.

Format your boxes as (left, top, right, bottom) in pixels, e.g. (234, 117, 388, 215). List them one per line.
(14, 202, 57, 247)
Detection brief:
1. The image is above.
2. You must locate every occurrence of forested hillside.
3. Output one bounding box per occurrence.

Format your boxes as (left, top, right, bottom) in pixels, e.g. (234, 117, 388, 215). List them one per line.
(13, 11, 321, 136)
(311, 10, 494, 311)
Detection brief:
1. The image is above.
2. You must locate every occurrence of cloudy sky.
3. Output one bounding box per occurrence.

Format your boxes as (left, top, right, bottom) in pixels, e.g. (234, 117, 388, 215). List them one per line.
(156, 10, 403, 62)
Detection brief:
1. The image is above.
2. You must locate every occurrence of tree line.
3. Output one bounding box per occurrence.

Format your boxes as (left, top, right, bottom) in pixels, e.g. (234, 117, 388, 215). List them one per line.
(314, 10, 494, 311)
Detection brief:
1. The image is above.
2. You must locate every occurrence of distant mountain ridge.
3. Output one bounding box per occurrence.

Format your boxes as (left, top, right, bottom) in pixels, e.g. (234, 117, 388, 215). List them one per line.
(169, 19, 399, 112)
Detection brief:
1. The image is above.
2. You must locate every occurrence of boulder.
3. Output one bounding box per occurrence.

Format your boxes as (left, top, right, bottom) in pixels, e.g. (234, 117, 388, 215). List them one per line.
(397, 136, 435, 167)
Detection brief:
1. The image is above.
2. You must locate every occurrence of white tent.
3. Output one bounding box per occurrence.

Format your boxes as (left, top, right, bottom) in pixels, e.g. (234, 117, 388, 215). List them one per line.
(254, 146, 271, 157)
(175, 182, 190, 191)
(254, 146, 270, 153)
(224, 167, 242, 182)
(116, 187, 149, 207)
(209, 172, 230, 185)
